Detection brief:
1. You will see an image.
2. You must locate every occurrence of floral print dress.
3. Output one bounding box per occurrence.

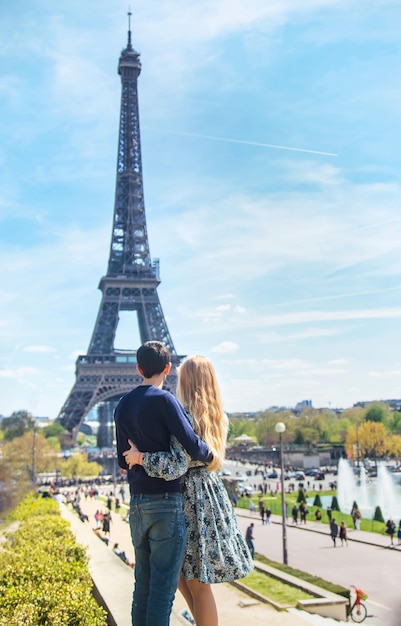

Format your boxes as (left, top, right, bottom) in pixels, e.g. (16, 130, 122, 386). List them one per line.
(142, 429, 253, 584)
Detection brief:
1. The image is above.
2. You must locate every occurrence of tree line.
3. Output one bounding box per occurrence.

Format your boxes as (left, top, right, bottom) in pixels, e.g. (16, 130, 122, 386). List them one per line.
(228, 403, 401, 462)
(0, 410, 101, 517)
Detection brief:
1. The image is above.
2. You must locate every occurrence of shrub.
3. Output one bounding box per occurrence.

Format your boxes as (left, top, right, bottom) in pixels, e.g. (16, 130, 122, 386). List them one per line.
(373, 506, 385, 523)
(331, 496, 340, 511)
(313, 494, 322, 507)
(0, 495, 107, 626)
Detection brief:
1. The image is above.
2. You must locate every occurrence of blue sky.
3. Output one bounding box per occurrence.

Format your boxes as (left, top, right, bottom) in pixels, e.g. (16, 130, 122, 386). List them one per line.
(1, 0, 401, 418)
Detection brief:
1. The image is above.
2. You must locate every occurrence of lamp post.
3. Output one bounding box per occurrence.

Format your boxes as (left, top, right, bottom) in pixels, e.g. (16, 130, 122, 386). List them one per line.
(112, 439, 117, 495)
(356, 426, 360, 471)
(31, 421, 37, 484)
(275, 422, 288, 565)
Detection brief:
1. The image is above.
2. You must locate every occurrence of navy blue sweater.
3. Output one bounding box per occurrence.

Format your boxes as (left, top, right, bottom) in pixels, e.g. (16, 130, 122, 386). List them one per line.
(114, 385, 210, 494)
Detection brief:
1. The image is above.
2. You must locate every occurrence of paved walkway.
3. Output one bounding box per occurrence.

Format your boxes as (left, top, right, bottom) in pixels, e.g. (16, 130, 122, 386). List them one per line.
(63, 492, 342, 625)
(234, 508, 401, 626)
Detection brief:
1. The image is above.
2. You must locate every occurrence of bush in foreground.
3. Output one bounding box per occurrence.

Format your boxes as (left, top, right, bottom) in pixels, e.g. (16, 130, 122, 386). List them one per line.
(0, 494, 107, 626)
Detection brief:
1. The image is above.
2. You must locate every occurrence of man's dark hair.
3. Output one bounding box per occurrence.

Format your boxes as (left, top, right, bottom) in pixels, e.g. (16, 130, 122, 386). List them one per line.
(136, 341, 170, 378)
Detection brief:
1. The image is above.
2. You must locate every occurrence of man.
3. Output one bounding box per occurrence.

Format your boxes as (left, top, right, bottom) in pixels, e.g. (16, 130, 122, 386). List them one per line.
(114, 341, 211, 626)
(245, 522, 255, 559)
(330, 518, 339, 547)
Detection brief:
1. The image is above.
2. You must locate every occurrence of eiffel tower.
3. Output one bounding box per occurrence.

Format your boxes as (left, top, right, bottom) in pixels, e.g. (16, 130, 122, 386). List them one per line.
(58, 17, 183, 437)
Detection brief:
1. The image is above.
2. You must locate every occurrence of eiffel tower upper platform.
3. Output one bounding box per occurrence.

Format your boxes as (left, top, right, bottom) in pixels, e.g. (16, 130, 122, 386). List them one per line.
(58, 18, 184, 435)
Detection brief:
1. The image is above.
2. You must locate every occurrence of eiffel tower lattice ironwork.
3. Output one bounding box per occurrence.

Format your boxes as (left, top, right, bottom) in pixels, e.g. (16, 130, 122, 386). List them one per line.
(58, 20, 183, 434)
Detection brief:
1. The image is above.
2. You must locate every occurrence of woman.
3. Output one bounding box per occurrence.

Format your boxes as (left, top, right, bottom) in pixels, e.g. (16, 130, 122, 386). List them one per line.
(386, 519, 396, 545)
(123, 355, 253, 626)
(339, 520, 348, 546)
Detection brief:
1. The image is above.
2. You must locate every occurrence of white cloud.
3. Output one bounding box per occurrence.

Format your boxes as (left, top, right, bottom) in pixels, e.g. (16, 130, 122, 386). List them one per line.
(0, 367, 39, 379)
(369, 370, 401, 379)
(211, 341, 239, 353)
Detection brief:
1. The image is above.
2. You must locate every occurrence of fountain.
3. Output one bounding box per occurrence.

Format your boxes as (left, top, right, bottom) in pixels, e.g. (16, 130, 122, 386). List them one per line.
(336, 458, 401, 521)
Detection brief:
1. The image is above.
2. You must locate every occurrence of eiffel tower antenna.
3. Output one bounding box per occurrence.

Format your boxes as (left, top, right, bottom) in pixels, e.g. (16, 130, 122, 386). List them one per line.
(57, 19, 184, 439)
(127, 8, 132, 49)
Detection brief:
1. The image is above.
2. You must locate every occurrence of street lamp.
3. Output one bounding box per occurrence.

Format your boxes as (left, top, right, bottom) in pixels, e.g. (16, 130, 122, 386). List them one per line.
(356, 426, 360, 470)
(112, 439, 117, 494)
(31, 421, 37, 484)
(275, 422, 288, 565)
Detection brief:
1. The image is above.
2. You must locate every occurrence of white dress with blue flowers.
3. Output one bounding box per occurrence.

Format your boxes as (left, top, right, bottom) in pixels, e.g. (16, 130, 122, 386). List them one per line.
(142, 433, 253, 584)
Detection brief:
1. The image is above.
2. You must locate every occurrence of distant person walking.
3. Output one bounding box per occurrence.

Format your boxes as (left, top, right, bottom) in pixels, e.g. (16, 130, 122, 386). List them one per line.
(397, 521, 401, 546)
(265, 506, 272, 525)
(339, 521, 348, 546)
(351, 506, 361, 530)
(300, 501, 308, 524)
(386, 519, 396, 546)
(102, 510, 112, 537)
(330, 518, 338, 547)
(245, 523, 255, 559)
(326, 506, 332, 522)
(94, 509, 101, 529)
(106, 493, 113, 510)
(259, 502, 266, 525)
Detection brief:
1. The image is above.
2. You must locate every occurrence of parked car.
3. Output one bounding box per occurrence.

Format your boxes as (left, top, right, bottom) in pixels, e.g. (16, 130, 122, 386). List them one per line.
(305, 468, 319, 476)
(305, 468, 325, 479)
(284, 472, 295, 480)
(267, 471, 278, 479)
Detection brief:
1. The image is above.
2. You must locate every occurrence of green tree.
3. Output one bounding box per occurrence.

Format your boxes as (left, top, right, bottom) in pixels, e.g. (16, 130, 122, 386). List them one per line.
(297, 488, 306, 503)
(60, 453, 101, 480)
(0, 431, 61, 517)
(43, 422, 65, 439)
(328, 417, 353, 444)
(341, 407, 365, 426)
(296, 426, 319, 450)
(294, 430, 305, 445)
(2, 410, 35, 440)
(373, 506, 384, 523)
(254, 412, 293, 446)
(331, 496, 340, 511)
(227, 416, 256, 442)
(388, 411, 401, 434)
(2, 431, 59, 479)
(313, 494, 322, 507)
(365, 404, 388, 424)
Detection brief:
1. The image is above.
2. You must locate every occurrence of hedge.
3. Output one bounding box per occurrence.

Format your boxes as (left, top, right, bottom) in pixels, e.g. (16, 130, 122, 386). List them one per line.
(0, 494, 107, 626)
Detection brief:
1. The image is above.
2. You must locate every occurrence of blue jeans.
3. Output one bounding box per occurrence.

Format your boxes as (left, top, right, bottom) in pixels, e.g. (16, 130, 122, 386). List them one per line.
(246, 539, 255, 559)
(129, 493, 186, 626)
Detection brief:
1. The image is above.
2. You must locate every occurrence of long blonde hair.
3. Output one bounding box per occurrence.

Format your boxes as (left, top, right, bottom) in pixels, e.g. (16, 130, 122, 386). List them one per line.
(177, 355, 228, 472)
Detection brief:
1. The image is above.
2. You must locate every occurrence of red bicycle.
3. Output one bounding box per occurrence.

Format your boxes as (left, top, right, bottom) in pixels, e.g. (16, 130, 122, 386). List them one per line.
(349, 586, 368, 623)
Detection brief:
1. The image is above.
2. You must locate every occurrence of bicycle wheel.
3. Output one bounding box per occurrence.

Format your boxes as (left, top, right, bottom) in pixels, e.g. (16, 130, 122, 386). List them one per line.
(350, 602, 367, 623)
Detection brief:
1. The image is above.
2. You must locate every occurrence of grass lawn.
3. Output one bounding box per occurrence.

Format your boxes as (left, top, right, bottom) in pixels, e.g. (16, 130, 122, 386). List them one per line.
(240, 569, 316, 606)
(237, 490, 386, 535)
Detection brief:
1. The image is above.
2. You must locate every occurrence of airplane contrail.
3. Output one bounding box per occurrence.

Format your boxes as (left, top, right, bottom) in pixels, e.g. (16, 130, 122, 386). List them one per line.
(146, 127, 338, 157)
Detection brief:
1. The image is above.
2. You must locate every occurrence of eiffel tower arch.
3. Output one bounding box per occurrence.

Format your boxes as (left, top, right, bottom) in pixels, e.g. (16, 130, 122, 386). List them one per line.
(58, 18, 184, 438)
